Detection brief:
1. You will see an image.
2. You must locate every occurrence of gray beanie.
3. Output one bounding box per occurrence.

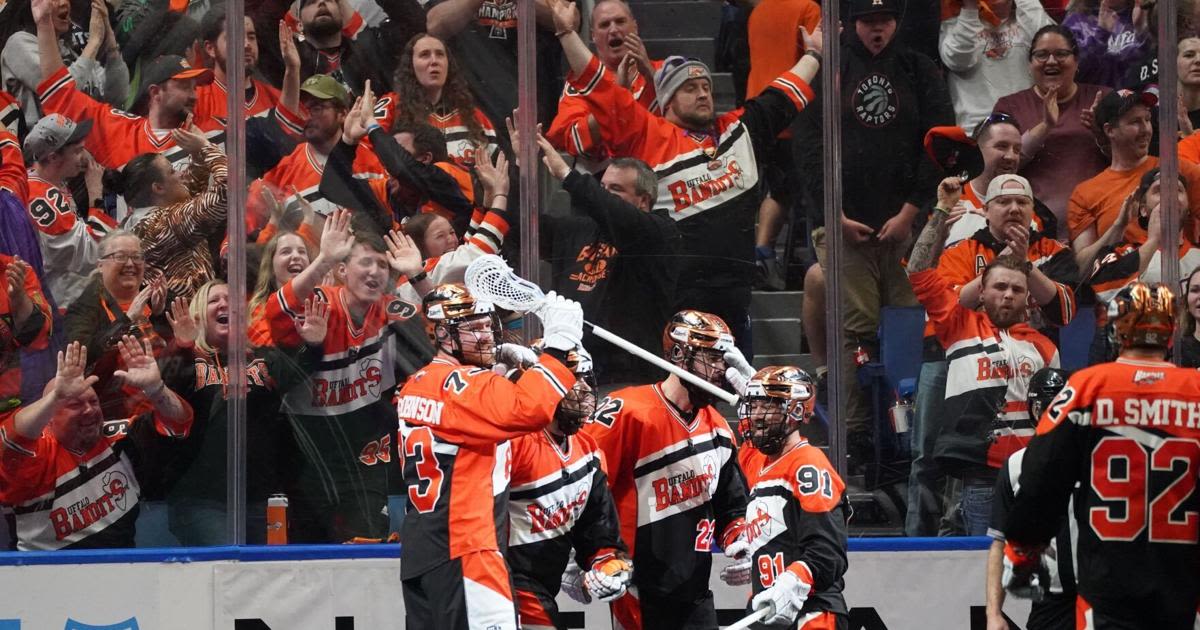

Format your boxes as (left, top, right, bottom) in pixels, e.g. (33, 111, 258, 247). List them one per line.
(654, 56, 713, 113)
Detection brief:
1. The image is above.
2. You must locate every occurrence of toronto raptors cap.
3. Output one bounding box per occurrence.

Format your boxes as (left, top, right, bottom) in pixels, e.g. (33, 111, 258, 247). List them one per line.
(849, 0, 900, 19)
(984, 174, 1033, 202)
(23, 114, 93, 163)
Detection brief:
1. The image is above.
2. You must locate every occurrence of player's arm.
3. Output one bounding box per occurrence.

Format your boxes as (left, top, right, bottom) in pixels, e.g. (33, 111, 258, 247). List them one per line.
(985, 540, 1007, 629)
(439, 355, 577, 444)
(1005, 385, 1086, 547)
(712, 443, 750, 548)
(986, 455, 1018, 630)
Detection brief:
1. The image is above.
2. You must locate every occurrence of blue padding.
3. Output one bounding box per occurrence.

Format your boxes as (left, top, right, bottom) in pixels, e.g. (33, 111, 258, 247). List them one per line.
(879, 306, 926, 390)
(1059, 308, 1096, 372)
(0, 538, 990, 566)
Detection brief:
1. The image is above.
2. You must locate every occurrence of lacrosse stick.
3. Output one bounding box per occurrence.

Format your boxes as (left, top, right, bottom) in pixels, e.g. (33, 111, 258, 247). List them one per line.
(724, 607, 771, 630)
(465, 255, 739, 405)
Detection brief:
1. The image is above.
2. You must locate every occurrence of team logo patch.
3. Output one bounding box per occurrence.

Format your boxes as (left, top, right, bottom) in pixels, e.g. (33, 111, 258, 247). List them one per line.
(688, 66, 706, 78)
(1133, 369, 1165, 386)
(853, 73, 898, 127)
(388, 299, 418, 320)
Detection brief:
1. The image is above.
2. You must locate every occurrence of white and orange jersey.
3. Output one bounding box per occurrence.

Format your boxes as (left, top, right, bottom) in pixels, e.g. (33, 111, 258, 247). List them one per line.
(581, 383, 748, 607)
(37, 67, 225, 170)
(739, 441, 848, 617)
(373, 95, 500, 169)
(507, 430, 624, 601)
(25, 173, 101, 307)
(263, 142, 338, 217)
(0, 405, 193, 550)
(395, 355, 576, 579)
(1007, 358, 1200, 619)
(910, 268, 1060, 472)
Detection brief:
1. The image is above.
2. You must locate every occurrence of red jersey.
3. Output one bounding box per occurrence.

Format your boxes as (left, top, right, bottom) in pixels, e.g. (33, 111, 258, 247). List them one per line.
(0, 129, 27, 204)
(192, 76, 283, 125)
(374, 95, 500, 169)
(0, 404, 193, 550)
(581, 383, 748, 604)
(739, 441, 848, 617)
(547, 58, 662, 168)
(395, 355, 576, 578)
(263, 142, 339, 217)
(25, 173, 102, 307)
(1007, 358, 1200, 624)
(507, 429, 624, 600)
(37, 67, 225, 170)
(0, 254, 52, 403)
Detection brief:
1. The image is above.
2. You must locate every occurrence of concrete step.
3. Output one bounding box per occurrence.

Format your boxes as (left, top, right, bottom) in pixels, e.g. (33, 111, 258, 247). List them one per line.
(752, 353, 815, 370)
(631, 1, 724, 39)
(644, 37, 717, 69)
(752, 316, 802, 356)
(750, 290, 802, 320)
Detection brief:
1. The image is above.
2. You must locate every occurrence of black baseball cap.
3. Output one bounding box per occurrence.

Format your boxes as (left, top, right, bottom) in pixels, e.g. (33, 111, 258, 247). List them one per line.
(134, 55, 214, 104)
(849, 0, 900, 20)
(1095, 86, 1159, 129)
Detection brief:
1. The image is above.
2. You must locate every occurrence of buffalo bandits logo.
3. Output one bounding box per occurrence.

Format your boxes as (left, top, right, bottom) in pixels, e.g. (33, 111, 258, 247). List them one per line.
(853, 73, 898, 127)
(50, 471, 132, 540)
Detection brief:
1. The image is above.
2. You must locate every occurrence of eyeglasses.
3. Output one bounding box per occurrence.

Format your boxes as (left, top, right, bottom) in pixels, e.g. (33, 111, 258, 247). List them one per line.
(972, 112, 1017, 140)
(1031, 49, 1073, 62)
(100, 252, 145, 263)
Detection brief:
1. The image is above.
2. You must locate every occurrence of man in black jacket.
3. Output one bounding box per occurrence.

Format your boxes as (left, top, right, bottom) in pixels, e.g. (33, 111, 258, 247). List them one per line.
(795, 0, 954, 465)
(534, 132, 681, 387)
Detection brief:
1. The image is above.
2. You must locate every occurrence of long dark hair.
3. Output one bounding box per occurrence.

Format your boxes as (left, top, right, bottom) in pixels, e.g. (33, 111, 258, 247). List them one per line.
(392, 33, 487, 147)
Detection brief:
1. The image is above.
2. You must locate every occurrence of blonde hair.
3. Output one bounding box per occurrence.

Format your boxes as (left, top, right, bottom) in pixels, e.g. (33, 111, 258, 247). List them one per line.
(249, 231, 312, 316)
(193, 279, 228, 356)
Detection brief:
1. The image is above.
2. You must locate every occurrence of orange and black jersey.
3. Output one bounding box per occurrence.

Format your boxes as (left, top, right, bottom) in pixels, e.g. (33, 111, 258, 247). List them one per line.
(0, 127, 27, 204)
(36, 67, 225, 170)
(1006, 359, 1200, 621)
(581, 383, 749, 601)
(740, 441, 848, 617)
(911, 269, 1060, 474)
(373, 95, 500, 170)
(565, 56, 812, 289)
(1088, 241, 1200, 304)
(192, 76, 283, 126)
(507, 429, 625, 599)
(265, 280, 433, 502)
(263, 142, 340, 218)
(924, 227, 1078, 360)
(547, 59, 663, 170)
(395, 355, 576, 579)
(0, 403, 193, 550)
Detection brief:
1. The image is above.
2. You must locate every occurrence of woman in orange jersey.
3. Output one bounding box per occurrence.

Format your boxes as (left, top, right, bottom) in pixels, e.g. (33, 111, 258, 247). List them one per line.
(375, 33, 500, 168)
(249, 230, 315, 347)
(731, 366, 849, 630)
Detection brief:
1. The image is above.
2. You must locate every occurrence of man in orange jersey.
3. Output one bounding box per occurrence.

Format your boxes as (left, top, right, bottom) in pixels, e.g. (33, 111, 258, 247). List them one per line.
(1006, 283, 1200, 628)
(396, 283, 583, 629)
(193, 5, 299, 127)
(264, 74, 350, 225)
(504, 345, 631, 630)
(731, 366, 848, 629)
(583, 310, 750, 629)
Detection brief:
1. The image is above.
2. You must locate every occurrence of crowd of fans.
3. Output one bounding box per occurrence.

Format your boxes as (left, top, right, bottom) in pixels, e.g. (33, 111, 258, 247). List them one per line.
(0, 0, 1195, 555)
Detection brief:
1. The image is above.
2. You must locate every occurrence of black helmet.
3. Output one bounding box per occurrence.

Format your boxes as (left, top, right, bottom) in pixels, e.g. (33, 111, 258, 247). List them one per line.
(1027, 367, 1068, 423)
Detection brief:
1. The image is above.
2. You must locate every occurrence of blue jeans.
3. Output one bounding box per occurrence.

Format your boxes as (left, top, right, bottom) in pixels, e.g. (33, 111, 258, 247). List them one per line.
(959, 477, 996, 537)
(905, 360, 948, 536)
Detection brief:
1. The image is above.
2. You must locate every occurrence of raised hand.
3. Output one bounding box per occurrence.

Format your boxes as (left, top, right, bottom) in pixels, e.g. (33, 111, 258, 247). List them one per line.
(171, 114, 212, 153)
(799, 24, 823, 55)
(126, 283, 154, 320)
(385, 229, 424, 277)
(549, 0, 580, 35)
(148, 277, 167, 315)
(1079, 90, 1102, 131)
(54, 342, 100, 400)
(165, 296, 198, 346)
(297, 296, 330, 345)
(279, 19, 301, 71)
(536, 132, 571, 180)
(1004, 224, 1031, 260)
(475, 146, 511, 199)
(31, 0, 53, 25)
(620, 33, 654, 80)
(319, 208, 355, 261)
(1040, 86, 1060, 128)
(113, 335, 163, 393)
(936, 176, 964, 209)
(5, 257, 31, 309)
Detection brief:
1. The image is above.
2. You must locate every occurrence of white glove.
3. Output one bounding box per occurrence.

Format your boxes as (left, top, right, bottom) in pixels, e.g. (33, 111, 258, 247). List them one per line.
(720, 539, 752, 586)
(583, 556, 632, 602)
(561, 561, 591, 604)
(724, 347, 755, 396)
(539, 291, 584, 352)
(750, 568, 811, 626)
(494, 343, 539, 369)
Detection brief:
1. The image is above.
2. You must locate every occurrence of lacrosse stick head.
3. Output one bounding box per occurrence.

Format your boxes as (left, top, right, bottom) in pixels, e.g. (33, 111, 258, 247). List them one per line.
(465, 255, 546, 313)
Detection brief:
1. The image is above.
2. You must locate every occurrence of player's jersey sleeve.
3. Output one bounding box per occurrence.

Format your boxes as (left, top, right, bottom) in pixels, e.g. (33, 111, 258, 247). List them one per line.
(568, 447, 627, 565)
(989, 452, 1019, 542)
(407, 356, 576, 446)
(1005, 375, 1089, 547)
(582, 393, 634, 492)
(785, 451, 848, 593)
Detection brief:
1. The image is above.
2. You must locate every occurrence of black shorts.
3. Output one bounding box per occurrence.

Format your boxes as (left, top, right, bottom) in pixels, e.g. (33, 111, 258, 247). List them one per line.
(403, 550, 518, 630)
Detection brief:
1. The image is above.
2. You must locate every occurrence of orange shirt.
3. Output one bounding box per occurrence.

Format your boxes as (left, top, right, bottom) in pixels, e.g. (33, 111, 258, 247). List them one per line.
(746, 0, 820, 100)
(1067, 156, 1200, 244)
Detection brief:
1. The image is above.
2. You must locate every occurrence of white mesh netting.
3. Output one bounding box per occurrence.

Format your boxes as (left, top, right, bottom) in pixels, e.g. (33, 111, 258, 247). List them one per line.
(464, 255, 546, 313)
